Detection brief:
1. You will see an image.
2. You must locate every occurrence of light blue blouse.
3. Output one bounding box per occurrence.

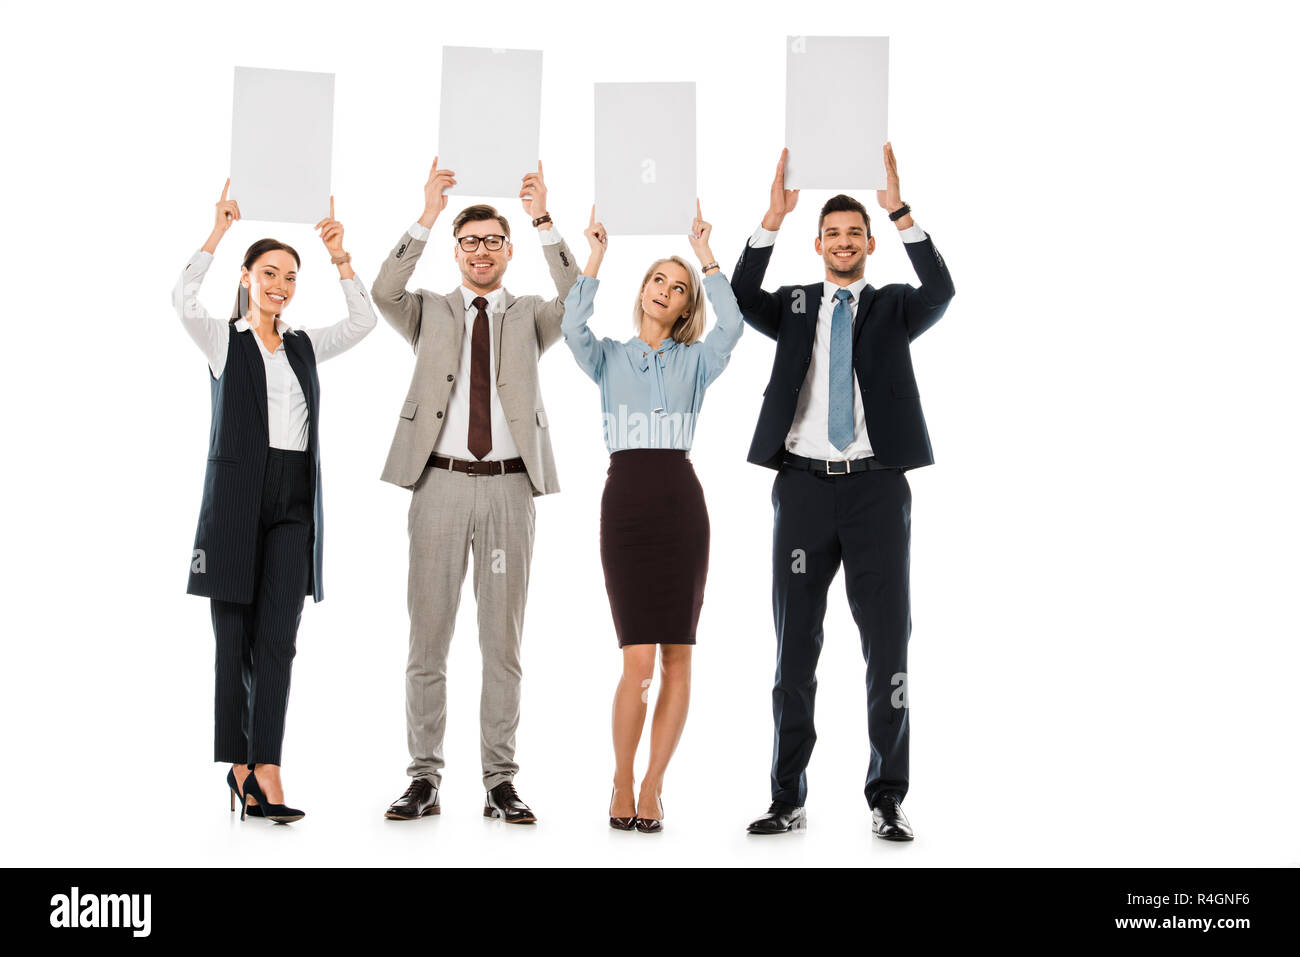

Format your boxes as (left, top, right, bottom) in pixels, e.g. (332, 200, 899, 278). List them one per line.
(561, 271, 744, 453)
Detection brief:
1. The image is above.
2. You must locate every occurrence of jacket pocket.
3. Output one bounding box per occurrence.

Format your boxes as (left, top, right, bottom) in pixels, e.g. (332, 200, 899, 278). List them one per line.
(399, 399, 419, 420)
(535, 409, 549, 428)
(207, 456, 237, 466)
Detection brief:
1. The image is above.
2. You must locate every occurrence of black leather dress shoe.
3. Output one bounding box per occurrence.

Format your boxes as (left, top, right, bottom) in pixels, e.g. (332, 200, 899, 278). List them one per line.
(746, 800, 807, 834)
(385, 777, 440, 820)
(484, 781, 537, 824)
(871, 793, 914, 841)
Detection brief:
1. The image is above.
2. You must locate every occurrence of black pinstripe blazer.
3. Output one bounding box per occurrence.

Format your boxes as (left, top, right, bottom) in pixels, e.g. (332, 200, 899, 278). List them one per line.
(186, 324, 324, 604)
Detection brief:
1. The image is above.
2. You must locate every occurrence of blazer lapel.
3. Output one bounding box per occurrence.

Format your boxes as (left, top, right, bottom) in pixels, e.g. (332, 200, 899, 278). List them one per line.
(493, 288, 515, 380)
(236, 330, 269, 438)
(445, 287, 466, 357)
(802, 283, 823, 348)
(851, 284, 876, 348)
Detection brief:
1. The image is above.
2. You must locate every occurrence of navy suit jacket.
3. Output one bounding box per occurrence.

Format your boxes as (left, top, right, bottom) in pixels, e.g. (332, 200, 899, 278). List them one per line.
(187, 325, 324, 604)
(729, 233, 955, 470)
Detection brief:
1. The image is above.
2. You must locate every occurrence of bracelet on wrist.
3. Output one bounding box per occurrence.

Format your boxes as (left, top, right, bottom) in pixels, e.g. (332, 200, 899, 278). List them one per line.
(888, 203, 911, 222)
(700, 261, 719, 274)
(532, 213, 552, 228)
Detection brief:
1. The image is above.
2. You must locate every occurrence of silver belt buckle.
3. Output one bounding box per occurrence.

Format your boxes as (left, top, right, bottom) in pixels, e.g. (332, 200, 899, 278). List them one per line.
(825, 458, 848, 475)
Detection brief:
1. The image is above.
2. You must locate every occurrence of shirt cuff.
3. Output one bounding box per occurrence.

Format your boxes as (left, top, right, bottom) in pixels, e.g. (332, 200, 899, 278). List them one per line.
(408, 222, 431, 241)
(898, 222, 928, 243)
(749, 225, 779, 248)
(538, 226, 562, 247)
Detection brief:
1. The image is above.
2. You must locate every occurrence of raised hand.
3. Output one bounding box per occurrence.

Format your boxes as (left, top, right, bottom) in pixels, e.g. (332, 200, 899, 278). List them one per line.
(876, 141, 903, 212)
(585, 205, 608, 254)
(314, 195, 344, 253)
(688, 198, 715, 268)
(421, 156, 457, 226)
(582, 205, 607, 278)
(519, 160, 549, 221)
(213, 178, 241, 237)
(762, 148, 800, 230)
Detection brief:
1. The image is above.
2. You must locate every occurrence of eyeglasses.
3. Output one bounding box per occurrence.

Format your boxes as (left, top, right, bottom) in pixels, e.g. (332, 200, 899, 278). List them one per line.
(456, 234, 509, 252)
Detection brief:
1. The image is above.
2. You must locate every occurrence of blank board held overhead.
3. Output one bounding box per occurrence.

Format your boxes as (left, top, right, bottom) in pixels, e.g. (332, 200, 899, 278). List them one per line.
(785, 36, 889, 190)
(594, 82, 696, 236)
(231, 66, 334, 223)
(438, 46, 542, 198)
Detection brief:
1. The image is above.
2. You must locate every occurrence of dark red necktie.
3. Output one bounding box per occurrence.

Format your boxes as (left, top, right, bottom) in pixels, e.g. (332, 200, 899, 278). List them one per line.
(468, 296, 492, 460)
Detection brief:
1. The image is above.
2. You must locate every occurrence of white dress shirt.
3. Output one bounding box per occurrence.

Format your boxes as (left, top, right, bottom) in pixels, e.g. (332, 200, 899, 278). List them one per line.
(407, 221, 563, 461)
(748, 221, 928, 461)
(172, 249, 378, 451)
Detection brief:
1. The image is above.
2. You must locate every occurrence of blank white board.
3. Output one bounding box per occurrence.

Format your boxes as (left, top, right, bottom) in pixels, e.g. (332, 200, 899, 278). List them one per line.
(594, 82, 696, 236)
(230, 66, 334, 223)
(438, 46, 543, 198)
(784, 36, 889, 190)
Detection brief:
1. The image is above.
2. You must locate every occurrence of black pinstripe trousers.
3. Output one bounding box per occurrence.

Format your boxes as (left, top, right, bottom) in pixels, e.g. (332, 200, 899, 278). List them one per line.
(211, 448, 313, 766)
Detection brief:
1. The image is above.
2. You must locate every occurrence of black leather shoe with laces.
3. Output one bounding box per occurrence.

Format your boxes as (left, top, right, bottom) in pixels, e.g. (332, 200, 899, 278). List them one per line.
(484, 781, 537, 824)
(746, 800, 806, 834)
(385, 778, 440, 820)
(870, 793, 914, 841)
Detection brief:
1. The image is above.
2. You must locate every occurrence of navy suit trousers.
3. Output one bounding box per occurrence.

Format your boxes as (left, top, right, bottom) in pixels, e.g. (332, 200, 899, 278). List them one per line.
(770, 464, 912, 808)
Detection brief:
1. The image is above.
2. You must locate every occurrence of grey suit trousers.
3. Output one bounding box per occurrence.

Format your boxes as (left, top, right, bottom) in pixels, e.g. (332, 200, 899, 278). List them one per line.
(406, 463, 535, 790)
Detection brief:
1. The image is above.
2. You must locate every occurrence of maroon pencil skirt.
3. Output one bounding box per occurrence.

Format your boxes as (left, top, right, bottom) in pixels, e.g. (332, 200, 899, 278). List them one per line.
(599, 449, 710, 647)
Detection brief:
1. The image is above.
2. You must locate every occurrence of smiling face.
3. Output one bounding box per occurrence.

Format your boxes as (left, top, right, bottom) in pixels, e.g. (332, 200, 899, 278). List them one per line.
(454, 218, 512, 293)
(639, 259, 693, 331)
(241, 250, 298, 317)
(815, 210, 876, 283)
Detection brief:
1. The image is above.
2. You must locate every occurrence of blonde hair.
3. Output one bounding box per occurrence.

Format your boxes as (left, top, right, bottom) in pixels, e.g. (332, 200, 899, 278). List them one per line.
(632, 255, 706, 346)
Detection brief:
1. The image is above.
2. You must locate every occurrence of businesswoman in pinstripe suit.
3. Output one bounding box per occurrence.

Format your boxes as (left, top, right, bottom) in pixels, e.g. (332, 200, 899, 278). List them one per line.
(172, 180, 376, 823)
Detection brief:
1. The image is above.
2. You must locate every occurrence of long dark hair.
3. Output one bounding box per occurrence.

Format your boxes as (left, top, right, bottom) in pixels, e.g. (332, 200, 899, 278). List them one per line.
(229, 239, 302, 322)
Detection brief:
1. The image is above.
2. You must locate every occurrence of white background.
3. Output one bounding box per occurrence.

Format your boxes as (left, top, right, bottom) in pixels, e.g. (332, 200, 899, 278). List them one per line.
(2, 0, 1297, 868)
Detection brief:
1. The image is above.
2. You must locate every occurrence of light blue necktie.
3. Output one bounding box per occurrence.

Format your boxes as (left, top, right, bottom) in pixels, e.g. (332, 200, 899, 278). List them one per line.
(828, 287, 854, 451)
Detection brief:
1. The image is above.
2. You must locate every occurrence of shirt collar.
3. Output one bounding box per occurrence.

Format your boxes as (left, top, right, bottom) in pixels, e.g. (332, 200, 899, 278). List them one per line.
(460, 285, 505, 312)
(234, 316, 292, 336)
(823, 275, 869, 303)
(625, 335, 678, 370)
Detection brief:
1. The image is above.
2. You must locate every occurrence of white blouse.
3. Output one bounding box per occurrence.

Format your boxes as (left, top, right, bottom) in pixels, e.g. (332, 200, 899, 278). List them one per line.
(171, 249, 377, 451)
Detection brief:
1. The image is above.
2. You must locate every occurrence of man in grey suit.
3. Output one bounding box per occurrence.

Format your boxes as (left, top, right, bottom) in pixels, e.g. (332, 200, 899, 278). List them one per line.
(373, 158, 578, 824)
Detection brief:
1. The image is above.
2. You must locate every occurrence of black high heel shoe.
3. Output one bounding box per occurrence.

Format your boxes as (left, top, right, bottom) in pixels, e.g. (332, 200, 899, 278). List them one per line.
(241, 767, 305, 824)
(227, 768, 264, 818)
(634, 794, 664, 834)
(609, 787, 636, 831)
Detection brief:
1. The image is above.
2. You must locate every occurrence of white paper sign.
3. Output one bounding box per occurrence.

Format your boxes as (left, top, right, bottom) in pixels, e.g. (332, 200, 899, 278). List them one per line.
(594, 82, 696, 236)
(437, 46, 542, 198)
(784, 36, 889, 190)
(230, 66, 334, 223)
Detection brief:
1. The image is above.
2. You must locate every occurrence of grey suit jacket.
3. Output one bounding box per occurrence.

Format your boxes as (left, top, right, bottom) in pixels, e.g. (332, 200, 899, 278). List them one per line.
(372, 228, 580, 494)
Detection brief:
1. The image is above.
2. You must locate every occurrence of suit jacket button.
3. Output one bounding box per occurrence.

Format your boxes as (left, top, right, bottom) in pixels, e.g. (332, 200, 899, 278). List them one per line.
(447, 374, 454, 381)
(436, 411, 444, 419)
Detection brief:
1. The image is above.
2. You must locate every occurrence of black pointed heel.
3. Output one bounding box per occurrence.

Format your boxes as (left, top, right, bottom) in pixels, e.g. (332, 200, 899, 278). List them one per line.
(242, 767, 305, 824)
(226, 767, 263, 818)
(609, 787, 636, 831)
(634, 795, 664, 834)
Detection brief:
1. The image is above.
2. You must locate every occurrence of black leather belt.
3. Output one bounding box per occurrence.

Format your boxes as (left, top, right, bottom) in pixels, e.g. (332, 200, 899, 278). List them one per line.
(781, 452, 890, 475)
(427, 454, 527, 476)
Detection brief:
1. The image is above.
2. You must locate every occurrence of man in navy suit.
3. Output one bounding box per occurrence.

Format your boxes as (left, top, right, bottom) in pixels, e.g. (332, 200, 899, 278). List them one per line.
(732, 144, 954, 840)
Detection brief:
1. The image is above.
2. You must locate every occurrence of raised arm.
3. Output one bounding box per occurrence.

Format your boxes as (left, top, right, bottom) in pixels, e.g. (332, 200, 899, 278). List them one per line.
(729, 149, 799, 340)
(302, 195, 378, 361)
(559, 208, 610, 383)
(687, 200, 743, 387)
(171, 179, 240, 377)
(518, 161, 581, 351)
(371, 158, 456, 351)
(874, 142, 955, 341)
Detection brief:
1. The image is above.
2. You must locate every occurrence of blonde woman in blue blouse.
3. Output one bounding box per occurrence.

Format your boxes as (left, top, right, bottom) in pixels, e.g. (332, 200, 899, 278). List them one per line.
(561, 201, 744, 832)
